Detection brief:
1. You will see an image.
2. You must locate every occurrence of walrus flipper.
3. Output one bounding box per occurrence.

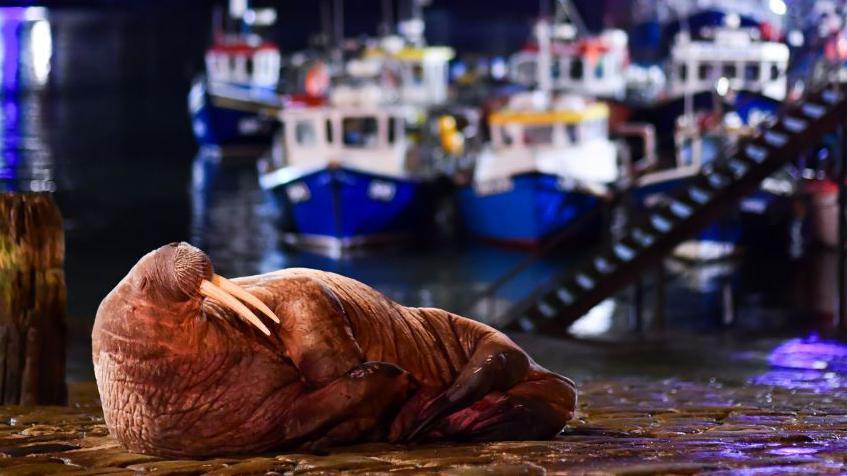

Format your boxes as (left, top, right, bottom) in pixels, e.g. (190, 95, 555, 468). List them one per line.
(422, 369, 577, 442)
(276, 361, 417, 449)
(404, 333, 530, 441)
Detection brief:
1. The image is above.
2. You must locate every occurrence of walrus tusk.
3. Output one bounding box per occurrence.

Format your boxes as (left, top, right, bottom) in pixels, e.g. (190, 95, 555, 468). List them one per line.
(199, 280, 272, 336)
(211, 275, 280, 324)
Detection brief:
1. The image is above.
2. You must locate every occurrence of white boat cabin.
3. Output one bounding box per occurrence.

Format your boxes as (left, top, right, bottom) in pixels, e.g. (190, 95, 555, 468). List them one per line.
(473, 94, 619, 189)
(510, 29, 628, 99)
(669, 27, 789, 100)
(354, 41, 455, 107)
(265, 104, 411, 181)
(205, 38, 281, 89)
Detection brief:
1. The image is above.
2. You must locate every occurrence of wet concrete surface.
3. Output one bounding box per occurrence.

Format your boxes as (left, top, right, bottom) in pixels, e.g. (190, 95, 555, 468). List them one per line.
(3, 334, 847, 475)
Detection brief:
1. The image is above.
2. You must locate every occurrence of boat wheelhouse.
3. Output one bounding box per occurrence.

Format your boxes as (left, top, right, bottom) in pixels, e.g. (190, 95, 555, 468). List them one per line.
(510, 27, 629, 100)
(204, 40, 281, 89)
(355, 41, 455, 108)
(668, 24, 789, 100)
(259, 88, 433, 253)
(457, 93, 618, 245)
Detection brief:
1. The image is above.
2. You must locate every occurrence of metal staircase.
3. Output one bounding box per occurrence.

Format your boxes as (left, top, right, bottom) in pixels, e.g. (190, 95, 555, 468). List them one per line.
(511, 84, 847, 336)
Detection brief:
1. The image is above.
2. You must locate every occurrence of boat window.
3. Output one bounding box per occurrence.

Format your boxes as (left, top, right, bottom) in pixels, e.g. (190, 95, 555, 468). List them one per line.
(770, 64, 780, 81)
(570, 59, 583, 80)
(412, 63, 425, 85)
(722, 63, 736, 79)
(295, 120, 317, 146)
(387, 117, 401, 144)
(698, 63, 715, 81)
(523, 125, 554, 146)
(272, 122, 287, 167)
(245, 57, 253, 77)
(551, 60, 562, 80)
(501, 125, 517, 147)
(566, 124, 579, 143)
(678, 64, 687, 81)
(343, 117, 380, 148)
(581, 120, 606, 141)
(745, 64, 760, 81)
(325, 119, 334, 144)
(517, 60, 536, 83)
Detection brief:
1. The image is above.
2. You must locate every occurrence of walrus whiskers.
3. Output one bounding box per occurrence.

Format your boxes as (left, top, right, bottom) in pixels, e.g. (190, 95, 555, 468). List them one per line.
(199, 279, 272, 335)
(211, 274, 280, 324)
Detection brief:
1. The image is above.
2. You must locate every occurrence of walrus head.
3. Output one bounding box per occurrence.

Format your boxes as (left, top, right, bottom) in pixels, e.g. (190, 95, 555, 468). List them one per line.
(92, 242, 287, 456)
(100, 242, 279, 335)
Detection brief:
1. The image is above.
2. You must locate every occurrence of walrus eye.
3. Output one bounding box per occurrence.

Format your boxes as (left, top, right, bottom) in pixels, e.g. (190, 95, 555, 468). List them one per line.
(199, 275, 280, 336)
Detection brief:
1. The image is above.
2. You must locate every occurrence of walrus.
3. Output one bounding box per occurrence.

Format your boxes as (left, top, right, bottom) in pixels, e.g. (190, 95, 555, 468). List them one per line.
(92, 242, 576, 457)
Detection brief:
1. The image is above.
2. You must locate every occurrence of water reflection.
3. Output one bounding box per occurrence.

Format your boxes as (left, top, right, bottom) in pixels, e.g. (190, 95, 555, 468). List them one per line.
(0, 7, 53, 193)
(190, 151, 282, 277)
(752, 335, 847, 391)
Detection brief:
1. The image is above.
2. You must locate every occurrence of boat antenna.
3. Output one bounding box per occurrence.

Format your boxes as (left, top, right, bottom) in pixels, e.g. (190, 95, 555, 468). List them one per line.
(399, 0, 426, 47)
(555, 0, 588, 37)
(381, 0, 394, 37)
(228, 0, 250, 36)
(211, 5, 224, 44)
(331, 0, 344, 69)
(677, 5, 693, 126)
(537, 0, 553, 96)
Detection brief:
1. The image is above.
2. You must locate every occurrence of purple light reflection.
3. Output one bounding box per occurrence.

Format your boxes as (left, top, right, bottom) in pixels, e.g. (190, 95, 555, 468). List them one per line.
(751, 335, 847, 391)
(0, 7, 25, 91)
(767, 447, 820, 456)
(766, 335, 847, 372)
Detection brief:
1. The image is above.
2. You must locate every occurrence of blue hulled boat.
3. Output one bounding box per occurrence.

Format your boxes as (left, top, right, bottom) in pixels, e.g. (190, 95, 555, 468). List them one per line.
(457, 93, 619, 246)
(458, 173, 599, 246)
(189, 77, 280, 150)
(259, 88, 435, 253)
(262, 166, 433, 249)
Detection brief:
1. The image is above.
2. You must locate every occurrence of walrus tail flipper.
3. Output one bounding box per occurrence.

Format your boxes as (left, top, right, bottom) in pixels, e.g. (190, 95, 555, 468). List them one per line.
(424, 370, 577, 442)
(404, 334, 529, 441)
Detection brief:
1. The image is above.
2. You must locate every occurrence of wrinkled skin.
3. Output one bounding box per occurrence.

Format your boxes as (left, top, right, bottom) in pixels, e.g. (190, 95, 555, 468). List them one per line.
(92, 242, 577, 457)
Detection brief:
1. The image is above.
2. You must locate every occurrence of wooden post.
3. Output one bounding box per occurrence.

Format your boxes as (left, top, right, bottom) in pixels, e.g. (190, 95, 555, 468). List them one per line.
(0, 192, 67, 405)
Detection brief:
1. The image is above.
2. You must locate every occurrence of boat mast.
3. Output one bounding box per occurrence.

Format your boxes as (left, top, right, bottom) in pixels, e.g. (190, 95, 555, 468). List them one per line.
(555, 0, 587, 38)
(211, 5, 224, 44)
(319, 0, 344, 71)
(229, 0, 250, 35)
(536, 0, 552, 96)
(398, 0, 426, 47)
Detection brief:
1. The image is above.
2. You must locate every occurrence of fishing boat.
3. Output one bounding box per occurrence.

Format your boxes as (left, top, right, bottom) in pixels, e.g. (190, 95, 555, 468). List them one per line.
(667, 18, 789, 101)
(509, 1, 629, 100)
(258, 85, 434, 254)
(188, 2, 283, 152)
(456, 92, 619, 246)
(620, 11, 789, 154)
